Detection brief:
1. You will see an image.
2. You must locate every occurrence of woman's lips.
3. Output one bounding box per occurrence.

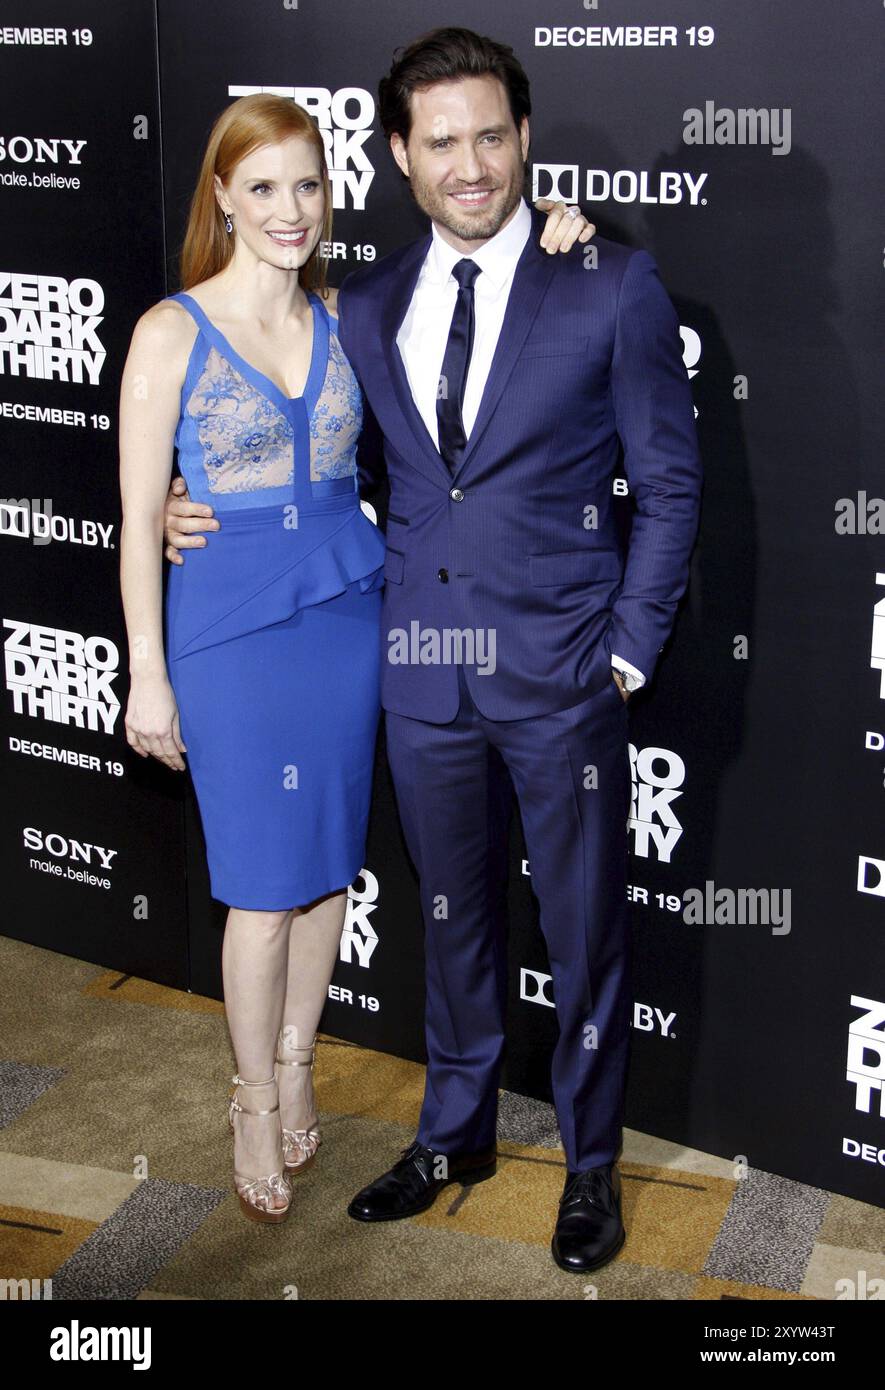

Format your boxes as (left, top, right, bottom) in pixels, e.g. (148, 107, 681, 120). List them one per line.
(266, 229, 307, 245)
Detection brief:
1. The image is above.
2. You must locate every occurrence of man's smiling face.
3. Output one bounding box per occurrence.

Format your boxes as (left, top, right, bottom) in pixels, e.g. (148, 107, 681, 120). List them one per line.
(390, 74, 530, 252)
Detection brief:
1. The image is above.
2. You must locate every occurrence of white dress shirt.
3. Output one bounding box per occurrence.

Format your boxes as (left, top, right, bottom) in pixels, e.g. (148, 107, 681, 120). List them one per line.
(395, 195, 646, 690)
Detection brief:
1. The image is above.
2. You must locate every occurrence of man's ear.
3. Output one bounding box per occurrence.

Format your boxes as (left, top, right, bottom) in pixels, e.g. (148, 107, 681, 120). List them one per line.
(390, 133, 410, 181)
(519, 116, 530, 163)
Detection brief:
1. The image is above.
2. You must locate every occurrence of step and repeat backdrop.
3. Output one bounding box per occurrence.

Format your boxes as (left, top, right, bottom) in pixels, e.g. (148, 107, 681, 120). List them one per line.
(1, 1, 883, 1207)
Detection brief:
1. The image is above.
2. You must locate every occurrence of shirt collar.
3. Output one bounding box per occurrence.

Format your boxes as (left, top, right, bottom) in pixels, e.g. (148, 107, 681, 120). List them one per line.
(425, 196, 532, 291)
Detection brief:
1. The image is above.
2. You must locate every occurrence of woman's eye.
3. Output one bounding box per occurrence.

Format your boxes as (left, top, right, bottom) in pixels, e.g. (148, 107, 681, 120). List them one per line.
(251, 180, 319, 193)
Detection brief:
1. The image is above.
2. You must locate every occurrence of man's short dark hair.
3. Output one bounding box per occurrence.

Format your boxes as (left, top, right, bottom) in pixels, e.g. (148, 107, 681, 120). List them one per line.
(378, 26, 532, 145)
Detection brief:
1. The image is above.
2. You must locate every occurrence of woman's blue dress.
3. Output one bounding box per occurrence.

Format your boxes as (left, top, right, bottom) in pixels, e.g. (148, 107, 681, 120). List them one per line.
(163, 288, 386, 909)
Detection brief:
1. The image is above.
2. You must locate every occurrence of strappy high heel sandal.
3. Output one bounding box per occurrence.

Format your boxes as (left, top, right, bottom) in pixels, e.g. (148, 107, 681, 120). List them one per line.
(275, 1034, 322, 1175)
(227, 1074, 293, 1223)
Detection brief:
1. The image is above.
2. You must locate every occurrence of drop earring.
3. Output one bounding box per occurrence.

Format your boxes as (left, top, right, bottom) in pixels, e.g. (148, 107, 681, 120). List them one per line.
(223, 210, 233, 234)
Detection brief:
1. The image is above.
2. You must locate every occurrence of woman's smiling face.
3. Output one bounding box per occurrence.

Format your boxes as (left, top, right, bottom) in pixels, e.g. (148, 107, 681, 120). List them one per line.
(215, 135, 326, 270)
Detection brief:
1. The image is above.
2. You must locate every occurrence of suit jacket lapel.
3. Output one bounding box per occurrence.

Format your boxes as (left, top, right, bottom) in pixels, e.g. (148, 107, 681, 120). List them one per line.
(380, 231, 452, 484)
(452, 206, 556, 479)
(380, 205, 558, 484)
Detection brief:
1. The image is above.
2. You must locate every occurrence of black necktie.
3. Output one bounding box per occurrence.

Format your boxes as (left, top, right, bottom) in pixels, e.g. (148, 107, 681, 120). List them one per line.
(436, 257, 481, 474)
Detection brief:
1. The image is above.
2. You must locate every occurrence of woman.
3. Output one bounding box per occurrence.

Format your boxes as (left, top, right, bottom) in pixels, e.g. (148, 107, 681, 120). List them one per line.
(119, 93, 592, 1224)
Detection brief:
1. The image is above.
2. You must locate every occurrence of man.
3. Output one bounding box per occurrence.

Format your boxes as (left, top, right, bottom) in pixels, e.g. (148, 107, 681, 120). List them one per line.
(165, 27, 702, 1273)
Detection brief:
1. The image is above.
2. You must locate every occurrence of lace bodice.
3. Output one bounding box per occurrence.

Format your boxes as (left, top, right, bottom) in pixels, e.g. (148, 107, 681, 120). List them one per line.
(169, 290, 362, 510)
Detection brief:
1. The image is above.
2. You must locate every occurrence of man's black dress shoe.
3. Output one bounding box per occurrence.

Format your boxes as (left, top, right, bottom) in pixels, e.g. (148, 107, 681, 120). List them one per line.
(347, 1139, 497, 1221)
(551, 1163, 625, 1272)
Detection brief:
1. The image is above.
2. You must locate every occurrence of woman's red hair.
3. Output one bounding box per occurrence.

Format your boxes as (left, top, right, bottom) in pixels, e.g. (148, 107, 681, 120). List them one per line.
(177, 93, 332, 298)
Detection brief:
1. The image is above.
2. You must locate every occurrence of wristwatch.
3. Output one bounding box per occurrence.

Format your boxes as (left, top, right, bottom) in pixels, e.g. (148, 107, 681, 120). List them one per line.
(612, 665, 641, 693)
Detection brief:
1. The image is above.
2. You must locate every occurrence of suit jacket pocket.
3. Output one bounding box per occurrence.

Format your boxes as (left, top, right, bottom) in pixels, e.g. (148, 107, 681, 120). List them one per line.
(520, 335, 591, 359)
(528, 548, 622, 585)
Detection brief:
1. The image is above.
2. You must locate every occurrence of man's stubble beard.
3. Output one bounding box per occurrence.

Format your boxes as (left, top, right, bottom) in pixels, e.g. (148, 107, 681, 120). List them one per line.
(408, 159, 527, 244)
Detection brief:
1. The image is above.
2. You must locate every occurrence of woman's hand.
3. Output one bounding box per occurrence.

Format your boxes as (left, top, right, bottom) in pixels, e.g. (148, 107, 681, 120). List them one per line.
(125, 674, 188, 771)
(533, 198, 596, 253)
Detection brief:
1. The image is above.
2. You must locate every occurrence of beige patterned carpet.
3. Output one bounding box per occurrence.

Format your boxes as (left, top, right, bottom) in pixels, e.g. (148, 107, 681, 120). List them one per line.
(1, 936, 881, 1301)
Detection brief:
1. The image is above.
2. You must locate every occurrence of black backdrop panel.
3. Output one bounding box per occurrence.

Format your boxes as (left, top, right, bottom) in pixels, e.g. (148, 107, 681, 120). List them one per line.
(0, 1, 882, 1208)
(155, 0, 885, 1208)
(0, 0, 188, 982)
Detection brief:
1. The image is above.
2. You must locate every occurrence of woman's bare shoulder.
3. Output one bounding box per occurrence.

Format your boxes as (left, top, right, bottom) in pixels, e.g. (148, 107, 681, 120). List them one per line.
(122, 297, 198, 396)
(131, 295, 197, 359)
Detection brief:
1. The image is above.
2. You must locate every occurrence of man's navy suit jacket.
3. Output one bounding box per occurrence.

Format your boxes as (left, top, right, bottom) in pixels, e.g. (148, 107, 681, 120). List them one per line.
(337, 203, 703, 723)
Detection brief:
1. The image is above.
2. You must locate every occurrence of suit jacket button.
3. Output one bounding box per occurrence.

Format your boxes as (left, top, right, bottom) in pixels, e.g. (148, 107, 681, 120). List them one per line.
(438, 567, 449, 583)
(449, 488, 464, 502)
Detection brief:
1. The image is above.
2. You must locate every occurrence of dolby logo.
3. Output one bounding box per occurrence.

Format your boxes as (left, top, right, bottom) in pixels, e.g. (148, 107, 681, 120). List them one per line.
(532, 163, 708, 206)
(520, 967, 555, 1007)
(0, 500, 114, 548)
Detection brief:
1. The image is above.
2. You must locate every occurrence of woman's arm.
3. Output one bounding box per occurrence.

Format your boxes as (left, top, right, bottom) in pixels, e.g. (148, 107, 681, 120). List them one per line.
(118, 300, 192, 770)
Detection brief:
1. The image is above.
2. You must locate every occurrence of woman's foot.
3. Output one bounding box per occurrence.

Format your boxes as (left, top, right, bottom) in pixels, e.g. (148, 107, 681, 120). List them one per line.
(275, 1030, 321, 1174)
(228, 1076, 292, 1221)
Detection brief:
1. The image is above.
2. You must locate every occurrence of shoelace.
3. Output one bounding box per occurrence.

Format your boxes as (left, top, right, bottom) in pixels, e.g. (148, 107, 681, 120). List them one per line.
(391, 1141, 436, 1189)
(563, 1169, 612, 1208)
(395, 1140, 425, 1166)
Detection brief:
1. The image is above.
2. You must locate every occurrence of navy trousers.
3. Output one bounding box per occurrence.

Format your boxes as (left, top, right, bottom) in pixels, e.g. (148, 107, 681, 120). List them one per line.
(384, 659, 633, 1172)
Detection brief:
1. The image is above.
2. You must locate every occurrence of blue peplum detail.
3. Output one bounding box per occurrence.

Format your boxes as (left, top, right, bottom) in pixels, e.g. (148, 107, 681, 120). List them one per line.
(166, 500, 386, 659)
